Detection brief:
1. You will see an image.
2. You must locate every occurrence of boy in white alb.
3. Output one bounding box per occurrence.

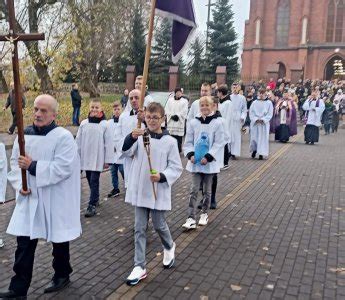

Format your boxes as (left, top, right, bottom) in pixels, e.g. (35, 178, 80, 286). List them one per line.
(182, 96, 225, 229)
(121, 103, 183, 286)
(76, 100, 111, 217)
(105, 101, 124, 197)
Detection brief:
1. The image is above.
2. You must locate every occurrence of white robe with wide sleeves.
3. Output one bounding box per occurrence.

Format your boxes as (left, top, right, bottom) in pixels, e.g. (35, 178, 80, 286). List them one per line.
(75, 119, 110, 171)
(0, 143, 7, 203)
(229, 94, 247, 156)
(165, 97, 189, 136)
(302, 99, 325, 126)
(123, 135, 183, 211)
(249, 100, 274, 157)
(7, 127, 81, 243)
(184, 117, 226, 174)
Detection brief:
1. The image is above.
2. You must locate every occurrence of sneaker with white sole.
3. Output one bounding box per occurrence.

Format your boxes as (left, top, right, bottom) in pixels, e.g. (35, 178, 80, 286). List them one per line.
(182, 217, 197, 229)
(221, 165, 229, 170)
(198, 213, 208, 226)
(163, 242, 176, 269)
(126, 266, 147, 286)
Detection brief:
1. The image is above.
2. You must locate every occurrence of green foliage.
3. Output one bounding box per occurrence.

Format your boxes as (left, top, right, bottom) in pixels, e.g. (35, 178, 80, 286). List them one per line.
(187, 36, 205, 75)
(207, 0, 239, 80)
(129, 3, 146, 75)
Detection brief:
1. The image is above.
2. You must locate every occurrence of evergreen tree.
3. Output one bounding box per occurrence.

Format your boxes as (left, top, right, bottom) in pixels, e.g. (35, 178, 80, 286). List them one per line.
(150, 18, 173, 73)
(129, 3, 146, 75)
(187, 36, 205, 75)
(207, 0, 239, 80)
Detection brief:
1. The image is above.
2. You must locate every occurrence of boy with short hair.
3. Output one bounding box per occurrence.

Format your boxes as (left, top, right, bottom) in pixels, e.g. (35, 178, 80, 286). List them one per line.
(122, 102, 183, 286)
(105, 101, 124, 197)
(182, 96, 225, 229)
(76, 99, 111, 217)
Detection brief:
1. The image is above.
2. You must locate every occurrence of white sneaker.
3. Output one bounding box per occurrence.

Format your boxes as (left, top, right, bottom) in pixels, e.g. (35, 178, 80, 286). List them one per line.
(0, 239, 4, 248)
(163, 242, 176, 269)
(126, 266, 147, 286)
(182, 217, 197, 229)
(221, 165, 229, 170)
(198, 213, 208, 226)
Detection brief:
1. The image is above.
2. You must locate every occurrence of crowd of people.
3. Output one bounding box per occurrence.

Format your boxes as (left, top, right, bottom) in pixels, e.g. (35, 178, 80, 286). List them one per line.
(0, 75, 344, 298)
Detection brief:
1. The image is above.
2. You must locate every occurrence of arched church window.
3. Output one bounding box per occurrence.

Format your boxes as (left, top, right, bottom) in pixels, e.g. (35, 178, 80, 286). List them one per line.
(326, 0, 344, 42)
(276, 0, 290, 47)
(335, 0, 344, 42)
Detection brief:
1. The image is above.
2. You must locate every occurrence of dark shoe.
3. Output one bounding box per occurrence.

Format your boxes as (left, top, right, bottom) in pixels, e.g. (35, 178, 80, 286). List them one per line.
(259, 155, 263, 160)
(107, 189, 120, 197)
(0, 290, 26, 299)
(7, 130, 13, 135)
(231, 155, 237, 160)
(210, 202, 217, 209)
(310, 142, 314, 145)
(84, 205, 96, 217)
(251, 151, 257, 159)
(44, 277, 70, 294)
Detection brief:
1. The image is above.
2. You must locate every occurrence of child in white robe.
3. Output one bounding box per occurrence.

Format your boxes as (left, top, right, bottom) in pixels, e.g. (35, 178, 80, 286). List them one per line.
(249, 89, 274, 160)
(122, 103, 183, 286)
(76, 99, 110, 217)
(182, 96, 225, 229)
(105, 101, 124, 197)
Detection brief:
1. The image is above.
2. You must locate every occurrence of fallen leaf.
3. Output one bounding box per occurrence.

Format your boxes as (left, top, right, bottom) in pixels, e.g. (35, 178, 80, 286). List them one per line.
(116, 227, 126, 233)
(263, 246, 269, 251)
(184, 286, 190, 291)
(200, 296, 209, 300)
(265, 271, 270, 274)
(230, 284, 242, 292)
(266, 284, 274, 290)
(156, 252, 162, 256)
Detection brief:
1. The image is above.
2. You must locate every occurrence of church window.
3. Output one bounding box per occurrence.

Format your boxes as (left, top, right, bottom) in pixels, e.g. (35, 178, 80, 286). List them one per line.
(276, 0, 290, 47)
(326, 0, 344, 42)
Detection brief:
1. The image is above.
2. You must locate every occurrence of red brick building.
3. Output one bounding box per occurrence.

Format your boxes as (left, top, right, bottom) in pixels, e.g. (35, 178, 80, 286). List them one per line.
(241, 0, 345, 83)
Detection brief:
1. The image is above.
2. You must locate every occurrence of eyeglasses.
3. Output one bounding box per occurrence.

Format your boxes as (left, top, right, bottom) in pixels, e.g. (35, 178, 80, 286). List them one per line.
(145, 116, 162, 121)
(130, 96, 140, 100)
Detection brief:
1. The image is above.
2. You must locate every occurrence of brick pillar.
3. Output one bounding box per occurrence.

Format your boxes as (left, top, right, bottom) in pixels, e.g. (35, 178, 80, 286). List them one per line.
(126, 65, 136, 91)
(216, 66, 227, 86)
(169, 66, 179, 91)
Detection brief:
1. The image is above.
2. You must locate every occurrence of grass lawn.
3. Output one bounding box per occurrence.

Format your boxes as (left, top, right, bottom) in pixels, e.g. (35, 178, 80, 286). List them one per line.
(0, 92, 122, 133)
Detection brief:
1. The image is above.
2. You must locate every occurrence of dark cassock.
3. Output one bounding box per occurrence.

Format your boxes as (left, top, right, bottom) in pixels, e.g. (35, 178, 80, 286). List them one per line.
(302, 98, 325, 144)
(272, 97, 298, 143)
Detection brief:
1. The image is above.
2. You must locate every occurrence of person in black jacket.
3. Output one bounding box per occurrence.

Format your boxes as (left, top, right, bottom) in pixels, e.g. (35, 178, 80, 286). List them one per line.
(2, 83, 26, 135)
(71, 83, 82, 126)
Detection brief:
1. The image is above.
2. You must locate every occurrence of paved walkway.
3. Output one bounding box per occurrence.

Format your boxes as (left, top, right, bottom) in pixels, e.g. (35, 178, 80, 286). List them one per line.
(0, 126, 344, 299)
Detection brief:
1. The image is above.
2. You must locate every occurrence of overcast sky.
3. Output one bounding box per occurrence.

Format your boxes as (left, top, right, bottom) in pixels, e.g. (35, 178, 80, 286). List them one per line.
(194, 0, 250, 45)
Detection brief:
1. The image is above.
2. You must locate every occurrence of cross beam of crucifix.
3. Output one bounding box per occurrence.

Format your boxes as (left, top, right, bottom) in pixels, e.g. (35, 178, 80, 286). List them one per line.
(0, 0, 45, 192)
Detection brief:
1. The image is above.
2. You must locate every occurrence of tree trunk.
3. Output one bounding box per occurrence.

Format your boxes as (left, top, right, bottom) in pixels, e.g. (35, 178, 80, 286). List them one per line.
(0, 70, 8, 93)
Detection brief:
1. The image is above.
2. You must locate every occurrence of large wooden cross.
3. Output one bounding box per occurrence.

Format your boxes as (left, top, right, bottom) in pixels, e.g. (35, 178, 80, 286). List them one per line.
(0, 0, 45, 192)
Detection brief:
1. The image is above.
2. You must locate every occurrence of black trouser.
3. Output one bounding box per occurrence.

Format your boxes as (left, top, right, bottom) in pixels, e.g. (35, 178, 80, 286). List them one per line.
(224, 144, 230, 166)
(9, 111, 17, 133)
(86, 171, 100, 206)
(171, 135, 183, 153)
(9, 236, 72, 296)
